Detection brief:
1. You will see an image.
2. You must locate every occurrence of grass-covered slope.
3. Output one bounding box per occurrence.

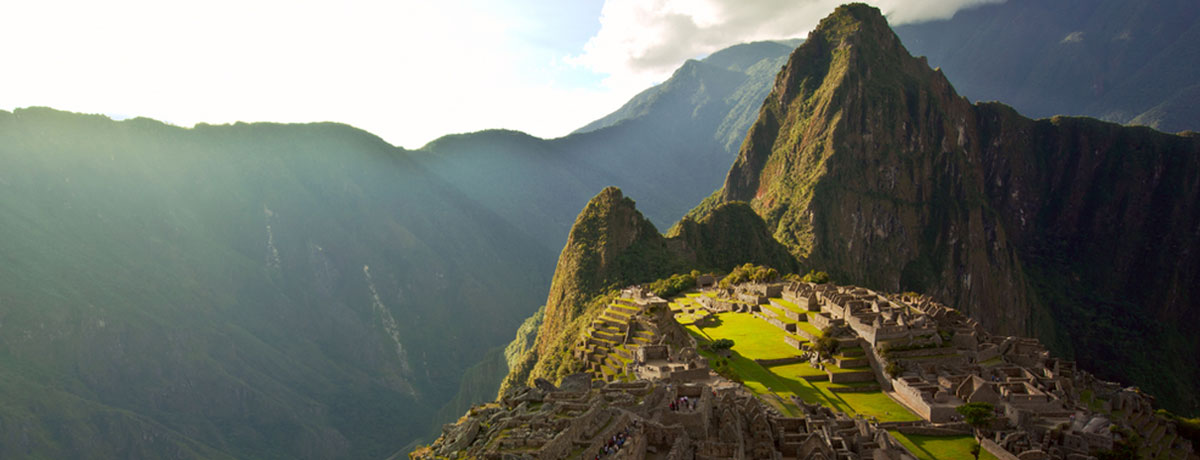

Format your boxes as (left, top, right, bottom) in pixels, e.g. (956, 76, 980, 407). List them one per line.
(0, 107, 550, 458)
(703, 4, 1200, 414)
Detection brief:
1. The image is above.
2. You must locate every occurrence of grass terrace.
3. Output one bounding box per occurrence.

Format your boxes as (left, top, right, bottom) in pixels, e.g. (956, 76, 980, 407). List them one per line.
(684, 309, 920, 423)
(889, 432, 994, 460)
(769, 297, 809, 316)
(687, 313, 803, 361)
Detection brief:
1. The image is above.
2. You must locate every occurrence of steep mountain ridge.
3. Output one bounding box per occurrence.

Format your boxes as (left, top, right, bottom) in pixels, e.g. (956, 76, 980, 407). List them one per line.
(502, 187, 795, 393)
(704, 4, 1200, 413)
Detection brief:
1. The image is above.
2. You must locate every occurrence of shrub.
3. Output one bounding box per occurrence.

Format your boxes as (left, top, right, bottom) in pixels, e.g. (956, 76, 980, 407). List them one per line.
(719, 263, 781, 288)
(885, 361, 904, 378)
(647, 272, 699, 298)
(711, 338, 735, 351)
(801, 269, 830, 284)
(813, 326, 840, 357)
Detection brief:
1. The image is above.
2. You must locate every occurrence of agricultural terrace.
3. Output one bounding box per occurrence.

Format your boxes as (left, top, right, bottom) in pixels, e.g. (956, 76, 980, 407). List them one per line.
(889, 432, 996, 460)
(673, 295, 920, 423)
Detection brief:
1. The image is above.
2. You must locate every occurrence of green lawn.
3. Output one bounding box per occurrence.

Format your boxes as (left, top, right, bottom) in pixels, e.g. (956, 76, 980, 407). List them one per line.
(769, 361, 826, 378)
(685, 310, 921, 423)
(815, 382, 920, 421)
(889, 432, 982, 460)
(687, 312, 800, 360)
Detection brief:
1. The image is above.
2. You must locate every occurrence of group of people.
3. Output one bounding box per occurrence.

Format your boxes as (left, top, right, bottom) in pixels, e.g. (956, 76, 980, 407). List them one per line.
(669, 395, 695, 411)
(594, 424, 636, 459)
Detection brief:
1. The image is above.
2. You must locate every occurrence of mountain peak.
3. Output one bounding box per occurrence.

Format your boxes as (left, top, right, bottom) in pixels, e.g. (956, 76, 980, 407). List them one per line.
(816, 3, 892, 40)
(706, 1, 1200, 413)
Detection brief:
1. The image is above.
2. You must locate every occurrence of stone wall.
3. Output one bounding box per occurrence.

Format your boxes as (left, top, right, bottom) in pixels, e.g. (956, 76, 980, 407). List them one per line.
(828, 370, 876, 383)
(896, 425, 971, 436)
(755, 356, 806, 367)
(981, 438, 1021, 460)
(784, 335, 805, 350)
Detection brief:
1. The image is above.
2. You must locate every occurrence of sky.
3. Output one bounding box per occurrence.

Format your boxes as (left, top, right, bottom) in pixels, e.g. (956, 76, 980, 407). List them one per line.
(0, 0, 1000, 149)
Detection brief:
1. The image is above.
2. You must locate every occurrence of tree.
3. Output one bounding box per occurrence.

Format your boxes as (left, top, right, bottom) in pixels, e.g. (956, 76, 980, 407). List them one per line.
(885, 361, 904, 378)
(710, 338, 735, 352)
(813, 327, 839, 358)
(956, 402, 995, 431)
(969, 442, 981, 460)
(801, 269, 830, 284)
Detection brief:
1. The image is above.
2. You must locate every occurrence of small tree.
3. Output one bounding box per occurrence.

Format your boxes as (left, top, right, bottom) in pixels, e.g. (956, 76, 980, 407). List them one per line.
(885, 361, 904, 378)
(956, 402, 995, 431)
(710, 338, 735, 352)
(969, 442, 981, 460)
(813, 327, 839, 358)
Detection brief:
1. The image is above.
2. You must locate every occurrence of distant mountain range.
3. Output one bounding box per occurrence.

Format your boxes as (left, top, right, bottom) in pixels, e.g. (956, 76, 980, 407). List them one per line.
(0, 110, 550, 458)
(895, 0, 1200, 134)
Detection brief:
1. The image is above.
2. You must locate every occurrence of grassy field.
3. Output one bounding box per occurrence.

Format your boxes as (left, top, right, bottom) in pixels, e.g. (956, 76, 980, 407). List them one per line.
(687, 312, 801, 360)
(889, 432, 986, 460)
(686, 310, 921, 422)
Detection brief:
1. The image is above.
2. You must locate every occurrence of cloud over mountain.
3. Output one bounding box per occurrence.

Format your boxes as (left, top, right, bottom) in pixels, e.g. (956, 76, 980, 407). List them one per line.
(571, 0, 1002, 91)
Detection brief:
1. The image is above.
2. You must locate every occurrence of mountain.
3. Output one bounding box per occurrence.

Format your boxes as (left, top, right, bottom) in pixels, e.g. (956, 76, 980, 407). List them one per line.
(0, 39, 806, 456)
(414, 39, 798, 251)
(501, 187, 796, 393)
(894, 0, 1200, 133)
(700, 3, 1200, 414)
(0, 107, 550, 458)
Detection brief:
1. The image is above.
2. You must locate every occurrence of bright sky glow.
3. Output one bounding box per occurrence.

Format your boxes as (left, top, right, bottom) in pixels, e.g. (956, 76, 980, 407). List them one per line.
(0, 0, 998, 148)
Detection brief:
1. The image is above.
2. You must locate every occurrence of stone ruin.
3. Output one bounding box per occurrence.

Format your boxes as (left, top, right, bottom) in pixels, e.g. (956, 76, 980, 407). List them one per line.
(417, 280, 1198, 460)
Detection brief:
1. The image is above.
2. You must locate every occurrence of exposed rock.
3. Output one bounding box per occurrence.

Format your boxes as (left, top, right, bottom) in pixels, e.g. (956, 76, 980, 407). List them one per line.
(532, 378, 558, 393)
(705, 2, 1200, 413)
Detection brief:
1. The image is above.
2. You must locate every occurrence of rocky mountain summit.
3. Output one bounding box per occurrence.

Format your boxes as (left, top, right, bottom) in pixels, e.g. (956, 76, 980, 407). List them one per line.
(702, 3, 1200, 413)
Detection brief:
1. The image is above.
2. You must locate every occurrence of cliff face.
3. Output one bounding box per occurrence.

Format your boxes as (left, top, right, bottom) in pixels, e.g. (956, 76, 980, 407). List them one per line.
(720, 3, 1032, 335)
(976, 107, 1200, 412)
(711, 4, 1200, 412)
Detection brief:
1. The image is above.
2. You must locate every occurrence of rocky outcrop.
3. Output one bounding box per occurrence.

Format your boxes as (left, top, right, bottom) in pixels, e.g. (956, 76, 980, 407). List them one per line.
(705, 3, 1200, 413)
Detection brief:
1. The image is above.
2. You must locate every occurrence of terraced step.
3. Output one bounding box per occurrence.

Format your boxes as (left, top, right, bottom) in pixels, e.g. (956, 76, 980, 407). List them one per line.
(595, 319, 630, 332)
(588, 337, 617, 348)
(614, 347, 633, 361)
(1147, 422, 1167, 445)
(840, 347, 865, 357)
(835, 355, 869, 368)
(592, 329, 623, 342)
(604, 309, 633, 320)
(610, 304, 641, 315)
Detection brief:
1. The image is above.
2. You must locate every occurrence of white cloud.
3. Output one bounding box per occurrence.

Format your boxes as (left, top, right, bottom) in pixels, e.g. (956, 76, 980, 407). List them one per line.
(0, 1, 1004, 148)
(0, 0, 622, 148)
(571, 0, 1004, 94)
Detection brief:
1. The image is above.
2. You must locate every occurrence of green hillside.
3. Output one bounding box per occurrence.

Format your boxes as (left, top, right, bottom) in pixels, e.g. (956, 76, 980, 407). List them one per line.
(0, 107, 550, 458)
